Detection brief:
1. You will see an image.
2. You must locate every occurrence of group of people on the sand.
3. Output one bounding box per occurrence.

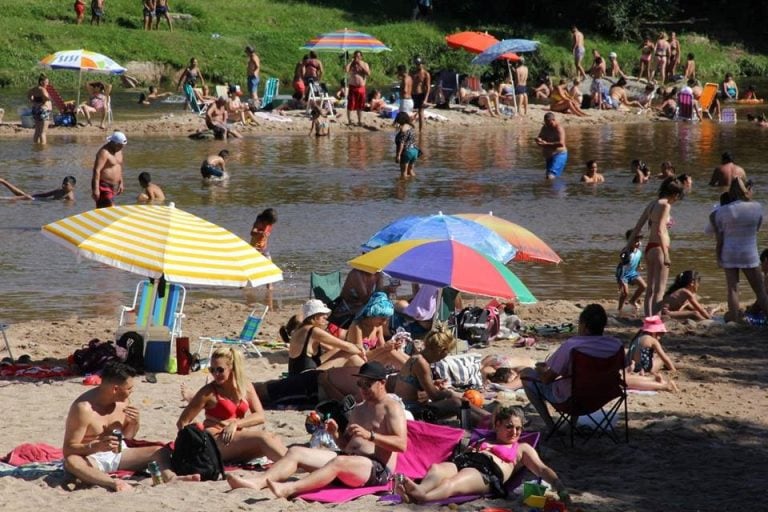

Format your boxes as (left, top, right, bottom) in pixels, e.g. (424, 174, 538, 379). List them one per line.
(63, 296, 576, 506)
(620, 152, 768, 324)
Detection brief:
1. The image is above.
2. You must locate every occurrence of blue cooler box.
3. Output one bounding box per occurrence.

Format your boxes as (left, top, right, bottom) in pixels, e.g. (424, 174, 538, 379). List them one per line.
(143, 326, 171, 372)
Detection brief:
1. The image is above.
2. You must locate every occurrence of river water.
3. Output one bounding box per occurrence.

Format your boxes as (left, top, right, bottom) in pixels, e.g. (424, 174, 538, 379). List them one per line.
(1, 95, 767, 321)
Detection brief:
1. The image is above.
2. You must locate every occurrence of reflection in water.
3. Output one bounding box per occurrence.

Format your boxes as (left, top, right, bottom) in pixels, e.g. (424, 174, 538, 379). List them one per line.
(0, 120, 766, 321)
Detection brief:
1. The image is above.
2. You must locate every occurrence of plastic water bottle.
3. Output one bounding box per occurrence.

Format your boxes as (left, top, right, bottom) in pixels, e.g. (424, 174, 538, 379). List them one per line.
(148, 461, 163, 486)
(460, 399, 471, 429)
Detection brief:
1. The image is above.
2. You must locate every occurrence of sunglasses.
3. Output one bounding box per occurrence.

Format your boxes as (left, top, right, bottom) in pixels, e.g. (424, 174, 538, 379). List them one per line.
(212, 366, 227, 375)
(357, 379, 376, 389)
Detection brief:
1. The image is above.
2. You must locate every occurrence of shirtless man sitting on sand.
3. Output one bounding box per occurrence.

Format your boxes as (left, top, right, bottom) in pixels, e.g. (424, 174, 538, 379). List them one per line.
(92, 131, 127, 208)
(0, 176, 76, 201)
(63, 362, 198, 491)
(205, 97, 242, 140)
(227, 361, 408, 499)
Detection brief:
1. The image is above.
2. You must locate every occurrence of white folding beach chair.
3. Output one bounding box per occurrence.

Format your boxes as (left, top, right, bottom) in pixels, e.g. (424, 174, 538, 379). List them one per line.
(306, 80, 334, 116)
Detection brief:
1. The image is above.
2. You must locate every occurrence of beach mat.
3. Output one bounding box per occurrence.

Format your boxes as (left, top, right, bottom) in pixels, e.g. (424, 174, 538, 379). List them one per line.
(420, 430, 541, 506)
(297, 420, 464, 503)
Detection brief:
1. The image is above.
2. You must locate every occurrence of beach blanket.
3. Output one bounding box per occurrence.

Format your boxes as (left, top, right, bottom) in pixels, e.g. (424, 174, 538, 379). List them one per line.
(0, 364, 72, 379)
(254, 112, 293, 123)
(297, 420, 464, 503)
(423, 109, 448, 121)
(417, 430, 541, 506)
(2, 443, 63, 465)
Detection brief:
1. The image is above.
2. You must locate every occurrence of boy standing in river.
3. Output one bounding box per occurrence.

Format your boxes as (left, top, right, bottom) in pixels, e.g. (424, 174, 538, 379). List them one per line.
(616, 230, 647, 314)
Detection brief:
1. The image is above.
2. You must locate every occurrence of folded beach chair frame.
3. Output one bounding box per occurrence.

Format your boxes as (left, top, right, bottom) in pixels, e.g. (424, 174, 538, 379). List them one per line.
(197, 305, 269, 359)
(544, 347, 629, 447)
(698, 82, 719, 120)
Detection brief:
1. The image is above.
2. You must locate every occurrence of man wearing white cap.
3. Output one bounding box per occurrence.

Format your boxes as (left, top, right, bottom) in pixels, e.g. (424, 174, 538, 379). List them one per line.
(91, 131, 127, 208)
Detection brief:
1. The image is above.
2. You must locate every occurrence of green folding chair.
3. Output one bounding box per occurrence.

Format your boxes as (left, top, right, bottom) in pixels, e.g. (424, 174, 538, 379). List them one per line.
(310, 271, 343, 308)
(261, 78, 279, 109)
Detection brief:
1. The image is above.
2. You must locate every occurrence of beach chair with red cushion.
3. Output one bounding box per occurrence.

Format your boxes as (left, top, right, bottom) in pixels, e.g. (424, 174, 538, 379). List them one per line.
(545, 347, 629, 447)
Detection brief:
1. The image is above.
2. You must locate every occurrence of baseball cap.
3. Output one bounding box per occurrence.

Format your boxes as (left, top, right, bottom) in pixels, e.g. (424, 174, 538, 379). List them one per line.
(106, 131, 127, 145)
(609, 52, 617, 58)
(413, 56, 423, 65)
(353, 361, 389, 381)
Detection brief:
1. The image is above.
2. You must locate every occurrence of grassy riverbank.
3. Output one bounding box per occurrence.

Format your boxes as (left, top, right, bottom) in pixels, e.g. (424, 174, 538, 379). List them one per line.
(2, 0, 768, 89)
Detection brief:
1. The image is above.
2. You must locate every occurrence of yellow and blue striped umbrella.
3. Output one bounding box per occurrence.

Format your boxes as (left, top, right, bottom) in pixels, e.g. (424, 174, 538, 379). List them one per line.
(41, 204, 282, 288)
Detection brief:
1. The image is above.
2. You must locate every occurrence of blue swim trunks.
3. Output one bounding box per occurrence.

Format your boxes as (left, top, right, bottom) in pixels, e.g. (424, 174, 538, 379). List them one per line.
(247, 75, 260, 97)
(200, 162, 224, 179)
(546, 151, 568, 178)
(403, 146, 421, 164)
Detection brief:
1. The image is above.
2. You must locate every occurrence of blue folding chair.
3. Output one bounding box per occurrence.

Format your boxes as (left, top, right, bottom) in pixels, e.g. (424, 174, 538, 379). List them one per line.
(118, 280, 186, 342)
(197, 305, 269, 359)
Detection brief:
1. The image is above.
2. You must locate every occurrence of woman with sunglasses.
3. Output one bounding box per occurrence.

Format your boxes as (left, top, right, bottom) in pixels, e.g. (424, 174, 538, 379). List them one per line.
(398, 406, 571, 506)
(177, 347, 287, 464)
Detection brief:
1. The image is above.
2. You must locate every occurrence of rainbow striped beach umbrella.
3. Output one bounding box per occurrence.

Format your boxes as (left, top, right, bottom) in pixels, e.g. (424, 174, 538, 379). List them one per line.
(39, 49, 126, 105)
(454, 213, 562, 265)
(349, 239, 536, 303)
(39, 49, 127, 74)
(41, 203, 282, 288)
(301, 29, 391, 53)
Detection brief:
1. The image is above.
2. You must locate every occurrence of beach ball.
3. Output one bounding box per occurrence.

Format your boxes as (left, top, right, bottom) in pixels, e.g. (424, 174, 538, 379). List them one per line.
(463, 389, 484, 407)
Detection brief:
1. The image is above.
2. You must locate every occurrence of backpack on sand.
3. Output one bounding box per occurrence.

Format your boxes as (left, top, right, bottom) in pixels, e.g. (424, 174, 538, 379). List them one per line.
(171, 425, 225, 481)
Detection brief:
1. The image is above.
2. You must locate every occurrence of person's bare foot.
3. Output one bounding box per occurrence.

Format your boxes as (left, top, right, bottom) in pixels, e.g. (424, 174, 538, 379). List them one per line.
(266, 478, 293, 498)
(402, 476, 426, 503)
(180, 382, 193, 402)
(167, 473, 202, 483)
(227, 473, 266, 490)
(113, 479, 134, 492)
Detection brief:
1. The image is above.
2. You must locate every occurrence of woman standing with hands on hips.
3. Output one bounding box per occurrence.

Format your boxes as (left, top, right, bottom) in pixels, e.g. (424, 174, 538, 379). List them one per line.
(625, 177, 686, 316)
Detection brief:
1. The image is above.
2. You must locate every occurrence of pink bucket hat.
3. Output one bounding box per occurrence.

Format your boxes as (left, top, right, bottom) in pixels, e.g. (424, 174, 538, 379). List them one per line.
(642, 315, 667, 333)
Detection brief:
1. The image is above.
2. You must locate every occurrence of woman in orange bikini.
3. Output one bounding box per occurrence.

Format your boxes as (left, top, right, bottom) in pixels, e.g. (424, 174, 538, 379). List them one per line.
(625, 177, 686, 317)
(177, 347, 287, 463)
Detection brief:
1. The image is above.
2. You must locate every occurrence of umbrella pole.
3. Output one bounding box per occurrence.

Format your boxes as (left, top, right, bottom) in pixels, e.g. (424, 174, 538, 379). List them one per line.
(507, 61, 518, 114)
(76, 70, 82, 106)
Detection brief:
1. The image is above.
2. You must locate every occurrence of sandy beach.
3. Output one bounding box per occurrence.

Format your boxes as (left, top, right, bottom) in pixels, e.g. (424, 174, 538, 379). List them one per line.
(1, 295, 765, 512)
(0, 100, 659, 141)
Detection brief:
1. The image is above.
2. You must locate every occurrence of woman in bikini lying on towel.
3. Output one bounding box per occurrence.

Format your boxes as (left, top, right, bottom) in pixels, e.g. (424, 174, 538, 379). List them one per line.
(397, 406, 571, 506)
(177, 347, 287, 464)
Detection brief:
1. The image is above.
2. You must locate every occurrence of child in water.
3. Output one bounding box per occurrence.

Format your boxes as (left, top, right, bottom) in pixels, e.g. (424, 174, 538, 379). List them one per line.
(394, 111, 421, 178)
(616, 230, 647, 314)
(660, 270, 714, 321)
(631, 159, 650, 184)
(308, 106, 331, 137)
(250, 208, 278, 309)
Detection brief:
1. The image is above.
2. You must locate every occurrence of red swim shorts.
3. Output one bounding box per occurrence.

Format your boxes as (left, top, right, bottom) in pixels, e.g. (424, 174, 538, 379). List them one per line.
(74, 1, 85, 15)
(293, 79, 306, 96)
(347, 85, 366, 111)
